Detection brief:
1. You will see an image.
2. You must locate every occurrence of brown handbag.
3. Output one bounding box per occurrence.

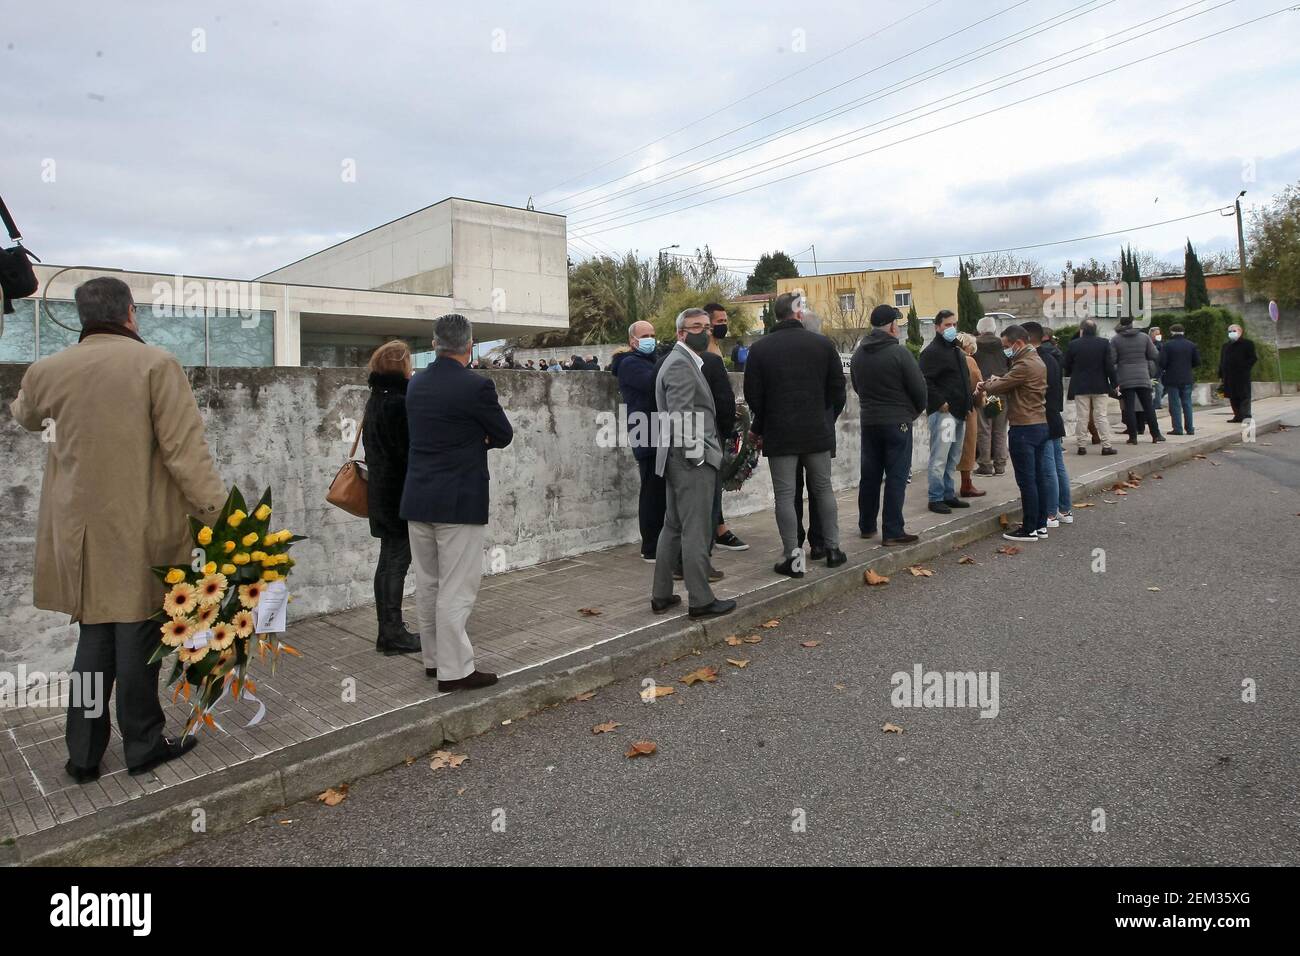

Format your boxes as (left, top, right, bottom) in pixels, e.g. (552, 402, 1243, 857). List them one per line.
(325, 411, 368, 517)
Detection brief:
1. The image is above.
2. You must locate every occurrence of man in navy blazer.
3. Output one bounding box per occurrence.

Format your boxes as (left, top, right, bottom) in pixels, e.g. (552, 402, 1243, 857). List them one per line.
(401, 314, 513, 692)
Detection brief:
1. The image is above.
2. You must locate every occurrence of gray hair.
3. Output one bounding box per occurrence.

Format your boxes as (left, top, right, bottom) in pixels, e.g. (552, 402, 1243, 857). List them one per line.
(976, 315, 998, 335)
(75, 276, 134, 327)
(801, 309, 823, 334)
(434, 313, 473, 354)
(676, 307, 709, 332)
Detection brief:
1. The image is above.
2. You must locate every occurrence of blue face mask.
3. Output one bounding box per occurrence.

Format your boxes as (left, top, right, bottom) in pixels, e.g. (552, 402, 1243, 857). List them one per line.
(636, 337, 656, 354)
(942, 326, 958, 343)
(1003, 346, 1015, 358)
(1227, 331, 1239, 342)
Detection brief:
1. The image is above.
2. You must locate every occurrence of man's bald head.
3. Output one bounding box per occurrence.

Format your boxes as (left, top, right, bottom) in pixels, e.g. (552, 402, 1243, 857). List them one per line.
(628, 320, 655, 348)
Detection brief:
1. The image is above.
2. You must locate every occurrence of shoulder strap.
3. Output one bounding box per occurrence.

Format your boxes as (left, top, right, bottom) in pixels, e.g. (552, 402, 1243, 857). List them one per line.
(0, 196, 21, 242)
(349, 407, 366, 458)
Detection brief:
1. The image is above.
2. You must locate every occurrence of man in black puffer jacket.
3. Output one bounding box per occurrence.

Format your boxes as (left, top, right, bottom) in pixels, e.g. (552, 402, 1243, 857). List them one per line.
(743, 291, 847, 576)
(918, 309, 973, 514)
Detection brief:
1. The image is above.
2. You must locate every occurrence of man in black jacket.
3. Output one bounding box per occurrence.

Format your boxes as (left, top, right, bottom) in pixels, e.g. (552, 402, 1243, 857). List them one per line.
(1158, 323, 1201, 434)
(1063, 318, 1119, 456)
(612, 320, 665, 560)
(743, 291, 847, 576)
(1218, 324, 1258, 422)
(401, 314, 513, 692)
(851, 304, 928, 545)
(918, 309, 973, 514)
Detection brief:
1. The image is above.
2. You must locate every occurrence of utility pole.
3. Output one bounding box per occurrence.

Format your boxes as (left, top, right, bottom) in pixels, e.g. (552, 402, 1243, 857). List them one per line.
(1234, 190, 1248, 305)
(810, 243, 819, 277)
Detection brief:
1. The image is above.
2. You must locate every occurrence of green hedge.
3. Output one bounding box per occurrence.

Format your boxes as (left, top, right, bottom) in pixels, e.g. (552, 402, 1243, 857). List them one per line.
(1145, 307, 1275, 383)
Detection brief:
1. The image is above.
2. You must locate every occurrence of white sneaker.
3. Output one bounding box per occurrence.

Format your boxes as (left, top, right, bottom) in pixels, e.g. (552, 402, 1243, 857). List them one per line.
(1035, 528, 1048, 539)
(1059, 512, 1074, 524)
(1046, 517, 1060, 529)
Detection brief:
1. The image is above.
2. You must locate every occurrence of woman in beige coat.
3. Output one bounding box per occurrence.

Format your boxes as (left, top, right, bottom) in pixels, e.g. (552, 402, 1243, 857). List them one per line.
(956, 333, 986, 498)
(10, 277, 226, 780)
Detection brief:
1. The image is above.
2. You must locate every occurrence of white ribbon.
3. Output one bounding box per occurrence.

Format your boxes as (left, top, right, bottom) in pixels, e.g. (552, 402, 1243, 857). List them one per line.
(183, 629, 212, 651)
(184, 675, 267, 737)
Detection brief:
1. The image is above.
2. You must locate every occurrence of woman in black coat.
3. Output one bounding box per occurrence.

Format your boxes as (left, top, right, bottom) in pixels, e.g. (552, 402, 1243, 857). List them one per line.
(363, 341, 421, 655)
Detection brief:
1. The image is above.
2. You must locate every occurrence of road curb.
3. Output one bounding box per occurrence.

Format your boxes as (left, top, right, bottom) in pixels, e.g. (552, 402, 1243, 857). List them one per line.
(14, 412, 1288, 865)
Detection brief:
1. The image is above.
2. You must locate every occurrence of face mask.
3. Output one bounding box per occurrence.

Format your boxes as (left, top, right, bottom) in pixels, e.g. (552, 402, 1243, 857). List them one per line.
(636, 337, 656, 354)
(684, 330, 711, 352)
(1228, 331, 1240, 342)
(942, 326, 957, 343)
(712, 323, 728, 339)
(1003, 346, 1015, 358)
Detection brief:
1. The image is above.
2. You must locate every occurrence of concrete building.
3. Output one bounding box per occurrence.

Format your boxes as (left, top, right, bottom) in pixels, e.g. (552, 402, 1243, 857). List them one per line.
(0, 198, 568, 369)
(777, 266, 959, 347)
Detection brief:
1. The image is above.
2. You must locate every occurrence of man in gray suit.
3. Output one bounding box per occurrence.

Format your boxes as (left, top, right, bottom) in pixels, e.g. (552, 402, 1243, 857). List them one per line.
(650, 308, 737, 619)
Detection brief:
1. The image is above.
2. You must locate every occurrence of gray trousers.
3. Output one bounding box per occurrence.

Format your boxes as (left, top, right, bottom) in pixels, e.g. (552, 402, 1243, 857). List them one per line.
(408, 521, 485, 681)
(66, 619, 167, 770)
(977, 407, 1008, 466)
(653, 454, 717, 609)
(769, 451, 838, 555)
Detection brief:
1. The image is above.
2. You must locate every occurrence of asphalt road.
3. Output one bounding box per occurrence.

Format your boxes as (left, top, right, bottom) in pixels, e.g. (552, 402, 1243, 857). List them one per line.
(157, 428, 1300, 866)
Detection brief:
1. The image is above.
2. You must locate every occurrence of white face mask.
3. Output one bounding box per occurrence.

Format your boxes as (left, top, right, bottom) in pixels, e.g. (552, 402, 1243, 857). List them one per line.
(1228, 330, 1240, 342)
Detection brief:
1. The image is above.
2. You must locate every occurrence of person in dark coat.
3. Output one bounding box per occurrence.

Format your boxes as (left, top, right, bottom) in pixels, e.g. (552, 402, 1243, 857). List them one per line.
(1063, 318, 1119, 455)
(363, 341, 422, 655)
(1025, 322, 1072, 526)
(1218, 323, 1258, 422)
(918, 309, 973, 513)
(851, 304, 928, 544)
(973, 316, 1009, 474)
(1111, 317, 1163, 443)
(743, 291, 847, 576)
(401, 314, 513, 692)
(612, 320, 666, 561)
(1158, 323, 1201, 434)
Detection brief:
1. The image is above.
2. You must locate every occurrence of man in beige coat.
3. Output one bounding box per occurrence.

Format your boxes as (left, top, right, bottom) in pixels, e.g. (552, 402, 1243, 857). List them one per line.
(10, 277, 226, 780)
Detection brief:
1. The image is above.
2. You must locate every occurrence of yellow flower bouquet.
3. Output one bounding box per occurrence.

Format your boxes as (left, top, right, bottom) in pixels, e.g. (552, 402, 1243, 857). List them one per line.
(149, 486, 306, 735)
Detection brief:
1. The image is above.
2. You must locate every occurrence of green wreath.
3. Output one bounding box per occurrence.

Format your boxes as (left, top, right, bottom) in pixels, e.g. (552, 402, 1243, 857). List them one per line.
(721, 404, 761, 491)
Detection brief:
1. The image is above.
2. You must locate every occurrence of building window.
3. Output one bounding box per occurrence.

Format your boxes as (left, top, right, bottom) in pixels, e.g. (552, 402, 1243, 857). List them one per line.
(894, 289, 912, 308)
(838, 292, 856, 314)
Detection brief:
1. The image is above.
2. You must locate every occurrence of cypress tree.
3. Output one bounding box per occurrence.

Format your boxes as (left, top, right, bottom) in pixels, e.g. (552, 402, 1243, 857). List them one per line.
(906, 303, 922, 347)
(1184, 240, 1211, 310)
(957, 259, 984, 333)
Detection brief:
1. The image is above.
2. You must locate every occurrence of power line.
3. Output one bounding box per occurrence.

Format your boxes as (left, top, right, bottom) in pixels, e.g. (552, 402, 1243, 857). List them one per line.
(569, 0, 1230, 233)
(571, 4, 1283, 239)
(534, 0, 945, 199)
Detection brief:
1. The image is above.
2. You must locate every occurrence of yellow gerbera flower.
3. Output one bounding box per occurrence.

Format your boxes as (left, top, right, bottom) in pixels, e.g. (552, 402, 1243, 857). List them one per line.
(223, 540, 236, 553)
(254, 504, 272, 521)
(209, 622, 236, 651)
(227, 509, 247, 528)
(238, 581, 265, 608)
(221, 563, 236, 576)
(196, 572, 228, 606)
(160, 617, 194, 647)
(232, 609, 255, 637)
(196, 526, 213, 546)
(164, 568, 186, 585)
(232, 552, 250, 565)
(163, 582, 198, 618)
(194, 604, 219, 629)
(178, 644, 210, 664)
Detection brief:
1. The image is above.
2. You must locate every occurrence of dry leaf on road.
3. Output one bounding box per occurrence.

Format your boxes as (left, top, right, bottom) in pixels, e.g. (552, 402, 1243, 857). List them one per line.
(317, 785, 349, 807)
(681, 666, 719, 686)
(1147, 586, 1161, 592)
(882, 722, 904, 734)
(800, 640, 821, 648)
(907, 565, 934, 577)
(625, 741, 657, 758)
(1115, 490, 1128, 496)
(999, 514, 1010, 528)
(726, 658, 750, 668)
(577, 607, 602, 616)
(725, 635, 744, 646)
(640, 684, 675, 701)
(761, 619, 781, 629)
(430, 750, 469, 771)
(1076, 502, 1095, 509)
(575, 691, 596, 701)
(864, 569, 890, 586)
(742, 634, 763, 644)
(592, 721, 620, 734)
(996, 545, 1021, 556)
(958, 555, 976, 565)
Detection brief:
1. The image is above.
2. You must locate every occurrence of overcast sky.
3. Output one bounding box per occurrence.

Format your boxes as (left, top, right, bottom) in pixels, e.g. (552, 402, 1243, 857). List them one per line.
(2, 0, 1298, 285)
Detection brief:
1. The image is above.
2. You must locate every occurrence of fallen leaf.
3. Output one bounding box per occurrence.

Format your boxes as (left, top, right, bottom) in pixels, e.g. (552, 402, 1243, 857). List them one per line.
(456, 787, 467, 796)
(1102, 498, 1117, 503)
(681, 666, 718, 686)
(833, 683, 846, 691)
(726, 658, 750, 668)
(907, 565, 934, 577)
(1147, 586, 1161, 592)
(1126, 470, 1141, 482)
(1076, 502, 1095, 509)
(882, 722, 904, 734)
(429, 750, 469, 771)
(1152, 474, 1163, 479)
(501, 719, 512, 726)
(742, 634, 763, 644)
(1193, 454, 1207, 460)
(577, 607, 602, 616)
(996, 545, 1022, 556)
(403, 756, 416, 767)
(760, 619, 781, 629)
(640, 684, 675, 701)
(725, 635, 744, 646)
(592, 721, 620, 734)
(575, 691, 596, 701)
(800, 640, 821, 648)
(864, 569, 890, 586)
(1115, 490, 1128, 496)
(317, 785, 349, 807)
(625, 741, 657, 758)
(999, 514, 1010, 528)
(958, 555, 976, 565)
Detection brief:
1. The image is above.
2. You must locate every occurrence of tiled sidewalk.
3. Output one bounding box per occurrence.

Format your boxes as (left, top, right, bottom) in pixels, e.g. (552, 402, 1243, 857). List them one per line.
(3, 398, 1295, 843)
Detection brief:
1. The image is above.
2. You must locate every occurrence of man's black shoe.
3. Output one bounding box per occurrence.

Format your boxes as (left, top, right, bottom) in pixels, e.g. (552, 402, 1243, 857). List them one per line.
(1186, 428, 1195, 434)
(860, 528, 878, 538)
(943, 498, 970, 509)
(884, 533, 919, 546)
(774, 554, 805, 578)
(438, 670, 498, 692)
(825, 548, 847, 568)
(1169, 429, 1185, 436)
(1227, 417, 1242, 423)
(376, 628, 421, 655)
(129, 735, 197, 777)
(928, 501, 951, 514)
(651, 594, 682, 614)
(714, 531, 749, 551)
(808, 546, 828, 561)
(1126, 437, 1138, 445)
(1077, 447, 1087, 455)
(1101, 447, 1118, 456)
(1152, 434, 1166, 443)
(689, 599, 737, 619)
(65, 761, 100, 784)
(1002, 527, 1038, 542)
(425, 668, 438, 678)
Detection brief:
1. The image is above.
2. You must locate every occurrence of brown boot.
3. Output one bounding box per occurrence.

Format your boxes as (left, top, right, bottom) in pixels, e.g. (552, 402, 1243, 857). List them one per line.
(959, 470, 986, 497)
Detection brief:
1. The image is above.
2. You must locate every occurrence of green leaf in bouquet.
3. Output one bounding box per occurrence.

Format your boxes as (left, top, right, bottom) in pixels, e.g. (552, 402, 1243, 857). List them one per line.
(147, 638, 174, 666)
(164, 657, 184, 687)
(188, 514, 206, 542)
(150, 564, 182, 585)
(284, 534, 309, 544)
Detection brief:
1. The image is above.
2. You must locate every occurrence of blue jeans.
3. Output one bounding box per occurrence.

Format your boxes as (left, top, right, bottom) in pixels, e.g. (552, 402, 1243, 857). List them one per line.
(1040, 437, 1072, 517)
(1167, 383, 1194, 432)
(926, 411, 965, 502)
(1007, 423, 1053, 532)
(859, 421, 913, 539)
(1152, 379, 1165, 410)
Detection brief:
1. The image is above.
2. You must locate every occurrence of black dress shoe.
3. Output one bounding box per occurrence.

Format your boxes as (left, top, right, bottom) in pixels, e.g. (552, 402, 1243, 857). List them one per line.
(651, 594, 682, 614)
(825, 548, 847, 568)
(943, 498, 970, 509)
(129, 736, 197, 776)
(1101, 447, 1118, 456)
(65, 761, 100, 784)
(376, 628, 422, 655)
(808, 546, 828, 561)
(884, 533, 920, 546)
(438, 670, 498, 692)
(1169, 429, 1185, 436)
(688, 599, 736, 619)
(1126, 437, 1138, 445)
(1077, 447, 1087, 455)
(928, 501, 952, 514)
(1152, 434, 1166, 443)
(774, 555, 805, 578)
(860, 528, 878, 538)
